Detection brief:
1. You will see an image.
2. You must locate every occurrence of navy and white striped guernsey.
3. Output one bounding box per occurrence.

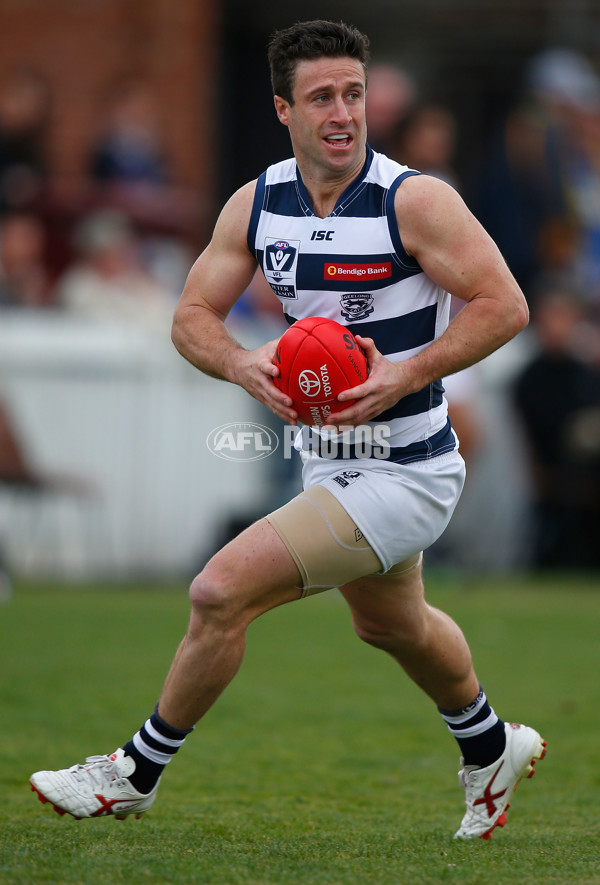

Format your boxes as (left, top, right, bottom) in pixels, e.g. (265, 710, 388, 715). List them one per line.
(247, 145, 456, 464)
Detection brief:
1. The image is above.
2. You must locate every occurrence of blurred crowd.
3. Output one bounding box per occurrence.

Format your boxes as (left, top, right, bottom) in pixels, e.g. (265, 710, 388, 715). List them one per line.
(2, 47, 600, 572)
(0, 70, 197, 329)
(361, 48, 600, 571)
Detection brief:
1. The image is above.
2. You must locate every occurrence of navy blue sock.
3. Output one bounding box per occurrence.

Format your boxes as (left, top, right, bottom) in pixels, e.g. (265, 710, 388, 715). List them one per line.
(123, 704, 194, 794)
(438, 687, 506, 768)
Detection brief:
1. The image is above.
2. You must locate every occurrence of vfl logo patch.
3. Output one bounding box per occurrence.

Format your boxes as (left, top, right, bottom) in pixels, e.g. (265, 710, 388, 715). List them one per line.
(267, 241, 294, 271)
(331, 470, 363, 489)
(340, 293, 374, 321)
(325, 262, 392, 280)
(264, 237, 300, 299)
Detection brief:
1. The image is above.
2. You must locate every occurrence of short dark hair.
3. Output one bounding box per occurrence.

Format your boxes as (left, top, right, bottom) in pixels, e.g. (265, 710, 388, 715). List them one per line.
(267, 20, 370, 105)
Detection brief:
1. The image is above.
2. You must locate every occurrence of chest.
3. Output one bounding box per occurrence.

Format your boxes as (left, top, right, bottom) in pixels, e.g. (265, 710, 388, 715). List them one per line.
(255, 212, 398, 303)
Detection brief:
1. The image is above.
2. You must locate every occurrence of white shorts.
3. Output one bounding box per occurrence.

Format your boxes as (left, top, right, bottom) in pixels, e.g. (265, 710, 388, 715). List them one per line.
(301, 450, 466, 572)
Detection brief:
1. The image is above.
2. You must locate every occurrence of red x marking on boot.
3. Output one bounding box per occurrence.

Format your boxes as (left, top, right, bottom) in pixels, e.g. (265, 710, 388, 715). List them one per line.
(91, 794, 136, 816)
(473, 761, 507, 818)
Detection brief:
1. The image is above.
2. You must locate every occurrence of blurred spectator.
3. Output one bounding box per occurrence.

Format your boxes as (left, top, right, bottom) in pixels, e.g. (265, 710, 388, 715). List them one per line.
(393, 104, 460, 188)
(472, 101, 572, 297)
(54, 209, 176, 333)
(427, 362, 485, 573)
(0, 211, 52, 308)
(89, 76, 170, 189)
(0, 393, 99, 595)
(525, 49, 600, 297)
(475, 47, 600, 303)
(366, 62, 418, 154)
(526, 47, 600, 120)
(71, 75, 200, 294)
(444, 365, 483, 466)
(0, 67, 50, 211)
(512, 282, 600, 569)
(0, 396, 37, 486)
(526, 49, 600, 304)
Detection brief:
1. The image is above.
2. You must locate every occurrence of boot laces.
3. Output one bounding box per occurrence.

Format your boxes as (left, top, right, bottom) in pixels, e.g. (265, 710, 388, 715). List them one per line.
(69, 754, 123, 788)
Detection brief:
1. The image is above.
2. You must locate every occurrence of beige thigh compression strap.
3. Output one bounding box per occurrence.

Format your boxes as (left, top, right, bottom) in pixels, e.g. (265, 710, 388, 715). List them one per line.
(266, 485, 379, 596)
(376, 551, 423, 578)
(266, 485, 421, 597)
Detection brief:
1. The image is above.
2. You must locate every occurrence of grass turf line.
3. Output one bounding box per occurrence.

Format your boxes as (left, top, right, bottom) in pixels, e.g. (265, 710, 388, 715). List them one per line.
(1, 575, 599, 884)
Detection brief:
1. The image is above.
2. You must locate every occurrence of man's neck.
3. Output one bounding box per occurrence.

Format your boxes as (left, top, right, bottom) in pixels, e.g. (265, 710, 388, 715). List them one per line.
(297, 152, 367, 218)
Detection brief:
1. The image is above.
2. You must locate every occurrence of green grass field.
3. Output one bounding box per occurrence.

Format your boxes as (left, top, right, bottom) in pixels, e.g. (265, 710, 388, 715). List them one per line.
(1, 573, 599, 884)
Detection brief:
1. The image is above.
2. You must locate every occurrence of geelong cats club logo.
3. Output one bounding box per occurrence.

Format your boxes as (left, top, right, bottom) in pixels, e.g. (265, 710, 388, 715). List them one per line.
(339, 293, 375, 321)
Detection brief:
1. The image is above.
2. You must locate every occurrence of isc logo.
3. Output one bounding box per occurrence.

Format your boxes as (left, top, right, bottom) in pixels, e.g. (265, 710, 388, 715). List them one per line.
(206, 423, 279, 461)
(311, 230, 334, 241)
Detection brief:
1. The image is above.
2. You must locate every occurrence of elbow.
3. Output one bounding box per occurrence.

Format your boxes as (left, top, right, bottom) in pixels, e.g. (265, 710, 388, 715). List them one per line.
(494, 291, 529, 348)
(171, 304, 187, 356)
(514, 294, 530, 335)
(170, 314, 182, 354)
(503, 286, 529, 340)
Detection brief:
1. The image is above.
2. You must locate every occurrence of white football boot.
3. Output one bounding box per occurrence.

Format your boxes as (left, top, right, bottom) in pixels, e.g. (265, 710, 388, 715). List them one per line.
(30, 748, 158, 820)
(454, 722, 547, 840)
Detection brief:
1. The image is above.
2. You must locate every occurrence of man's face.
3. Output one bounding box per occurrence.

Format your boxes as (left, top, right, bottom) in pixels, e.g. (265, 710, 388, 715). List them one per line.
(274, 56, 367, 179)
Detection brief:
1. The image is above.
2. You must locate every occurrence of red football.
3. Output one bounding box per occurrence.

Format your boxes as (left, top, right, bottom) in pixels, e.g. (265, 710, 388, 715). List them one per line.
(273, 317, 368, 426)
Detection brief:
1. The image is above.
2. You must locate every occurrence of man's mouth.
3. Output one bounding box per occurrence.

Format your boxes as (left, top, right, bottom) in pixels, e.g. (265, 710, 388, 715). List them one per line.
(324, 133, 352, 146)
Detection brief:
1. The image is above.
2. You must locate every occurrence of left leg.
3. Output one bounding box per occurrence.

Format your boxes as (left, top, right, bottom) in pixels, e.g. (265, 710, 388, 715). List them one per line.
(340, 557, 546, 840)
(339, 556, 479, 710)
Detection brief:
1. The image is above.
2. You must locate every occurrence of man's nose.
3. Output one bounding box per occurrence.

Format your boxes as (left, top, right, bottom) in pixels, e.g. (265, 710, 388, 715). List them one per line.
(330, 96, 352, 124)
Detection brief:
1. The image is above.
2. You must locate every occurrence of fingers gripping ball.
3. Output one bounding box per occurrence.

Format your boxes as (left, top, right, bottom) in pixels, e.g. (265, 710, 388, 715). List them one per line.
(273, 317, 368, 426)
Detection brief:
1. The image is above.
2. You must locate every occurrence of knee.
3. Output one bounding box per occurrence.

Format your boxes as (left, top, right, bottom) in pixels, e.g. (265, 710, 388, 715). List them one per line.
(352, 610, 429, 653)
(351, 618, 397, 650)
(188, 565, 244, 628)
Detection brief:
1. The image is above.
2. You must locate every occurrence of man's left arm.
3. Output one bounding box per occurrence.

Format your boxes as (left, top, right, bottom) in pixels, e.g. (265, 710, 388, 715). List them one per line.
(331, 175, 529, 427)
(394, 173, 529, 385)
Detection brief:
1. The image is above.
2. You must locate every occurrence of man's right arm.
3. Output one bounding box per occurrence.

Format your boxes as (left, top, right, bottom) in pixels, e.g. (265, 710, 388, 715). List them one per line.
(171, 181, 297, 423)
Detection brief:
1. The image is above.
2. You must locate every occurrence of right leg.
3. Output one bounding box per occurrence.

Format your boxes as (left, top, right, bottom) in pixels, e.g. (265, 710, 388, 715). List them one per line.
(158, 516, 304, 730)
(30, 516, 304, 818)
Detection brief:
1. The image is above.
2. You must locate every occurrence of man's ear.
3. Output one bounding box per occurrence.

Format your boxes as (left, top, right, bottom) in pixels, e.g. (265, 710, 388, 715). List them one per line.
(273, 94, 290, 126)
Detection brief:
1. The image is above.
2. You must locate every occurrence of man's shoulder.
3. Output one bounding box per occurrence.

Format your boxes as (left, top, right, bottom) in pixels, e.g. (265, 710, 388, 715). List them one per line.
(263, 156, 297, 184)
(367, 148, 418, 186)
(214, 179, 261, 244)
(393, 171, 463, 220)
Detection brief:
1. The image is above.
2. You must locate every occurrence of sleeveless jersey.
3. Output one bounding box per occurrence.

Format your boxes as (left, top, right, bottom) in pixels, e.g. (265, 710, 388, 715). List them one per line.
(247, 145, 456, 463)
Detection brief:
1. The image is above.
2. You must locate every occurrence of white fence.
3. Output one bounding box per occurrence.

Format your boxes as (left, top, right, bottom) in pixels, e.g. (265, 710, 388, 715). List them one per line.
(0, 311, 278, 580)
(0, 310, 533, 581)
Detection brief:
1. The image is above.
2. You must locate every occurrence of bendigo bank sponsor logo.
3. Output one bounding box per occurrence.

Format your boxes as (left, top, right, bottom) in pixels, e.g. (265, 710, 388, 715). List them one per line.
(325, 261, 392, 280)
